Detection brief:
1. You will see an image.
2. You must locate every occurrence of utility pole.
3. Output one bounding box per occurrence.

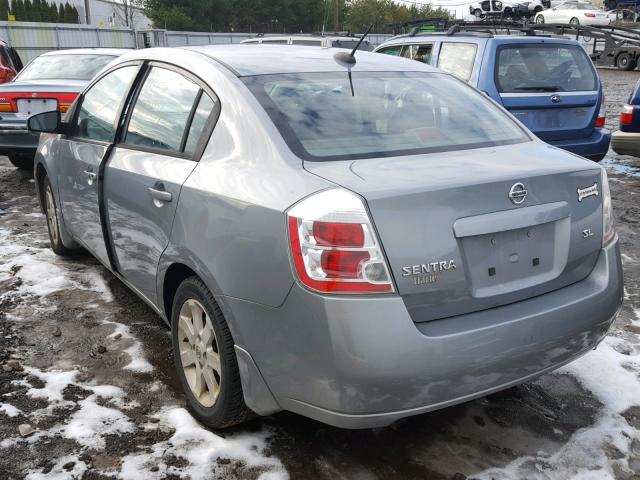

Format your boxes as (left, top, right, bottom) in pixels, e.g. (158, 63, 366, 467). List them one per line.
(84, 0, 90, 24)
(332, 0, 340, 31)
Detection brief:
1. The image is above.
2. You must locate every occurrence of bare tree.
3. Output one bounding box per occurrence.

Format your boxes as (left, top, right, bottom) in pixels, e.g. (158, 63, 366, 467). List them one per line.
(112, 0, 142, 28)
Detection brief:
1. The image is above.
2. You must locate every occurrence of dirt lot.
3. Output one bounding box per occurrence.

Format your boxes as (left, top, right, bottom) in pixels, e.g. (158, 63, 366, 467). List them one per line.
(0, 68, 639, 480)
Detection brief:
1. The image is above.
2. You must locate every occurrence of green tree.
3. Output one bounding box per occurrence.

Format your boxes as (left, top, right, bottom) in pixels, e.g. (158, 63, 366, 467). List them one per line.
(58, 2, 64, 21)
(11, 0, 25, 20)
(0, 0, 9, 21)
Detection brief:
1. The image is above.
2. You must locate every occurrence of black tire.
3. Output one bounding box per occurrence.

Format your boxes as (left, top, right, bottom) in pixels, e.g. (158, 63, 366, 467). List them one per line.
(473, 8, 483, 16)
(534, 5, 543, 13)
(42, 175, 77, 257)
(570, 17, 580, 25)
(171, 276, 254, 429)
(536, 14, 545, 23)
(8, 154, 34, 171)
(616, 52, 635, 71)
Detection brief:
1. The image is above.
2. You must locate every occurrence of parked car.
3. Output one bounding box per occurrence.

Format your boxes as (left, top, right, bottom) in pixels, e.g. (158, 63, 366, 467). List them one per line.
(611, 78, 640, 156)
(0, 39, 23, 84)
(534, 1, 611, 25)
(0, 48, 129, 170)
(29, 45, 623, 429)
(241, 33, 374, 51)
(606, 8, 638, 22)
(375, 30, 611, 160)
(470, 0, 549, 17)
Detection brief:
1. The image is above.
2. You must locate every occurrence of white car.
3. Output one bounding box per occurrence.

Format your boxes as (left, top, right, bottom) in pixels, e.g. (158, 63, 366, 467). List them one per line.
(470, 0, 548, 17)
(606, 8, 637, 22)
(535, 1, 611, 25)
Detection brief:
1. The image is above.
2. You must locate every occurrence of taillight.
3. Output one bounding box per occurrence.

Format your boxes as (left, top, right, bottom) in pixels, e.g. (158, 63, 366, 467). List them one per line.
(602, 169, 615, 245)
(0, 99, 13, 112)
(584, 12, 596, 17)
(620, 104, 634, 125)
(595, 94, 606, 128)
(287, 189, 394, 294)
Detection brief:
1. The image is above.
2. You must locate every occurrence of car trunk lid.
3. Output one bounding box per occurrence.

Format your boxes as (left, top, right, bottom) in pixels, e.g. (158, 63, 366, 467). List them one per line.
(304, 142, 604, 322)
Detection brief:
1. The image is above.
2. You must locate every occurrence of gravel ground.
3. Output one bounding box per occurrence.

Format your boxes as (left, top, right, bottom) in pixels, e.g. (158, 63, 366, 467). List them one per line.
(0, 68, 639, 480)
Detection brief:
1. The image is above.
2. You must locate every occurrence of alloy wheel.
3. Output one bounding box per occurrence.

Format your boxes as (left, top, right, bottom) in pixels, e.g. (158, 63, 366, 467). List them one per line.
(177, 298, 221, 407)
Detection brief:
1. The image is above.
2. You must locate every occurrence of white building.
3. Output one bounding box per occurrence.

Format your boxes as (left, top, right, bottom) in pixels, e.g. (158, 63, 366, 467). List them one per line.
(67, 0, 152, 29)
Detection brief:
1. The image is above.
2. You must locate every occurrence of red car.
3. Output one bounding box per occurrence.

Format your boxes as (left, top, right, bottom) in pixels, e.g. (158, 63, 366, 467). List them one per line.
(0, 48, 129, 170)
(0, 39, 23, 84)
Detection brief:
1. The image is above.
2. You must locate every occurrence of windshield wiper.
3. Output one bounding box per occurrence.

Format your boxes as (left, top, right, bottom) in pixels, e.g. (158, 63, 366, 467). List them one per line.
(513, 86, 561, 92)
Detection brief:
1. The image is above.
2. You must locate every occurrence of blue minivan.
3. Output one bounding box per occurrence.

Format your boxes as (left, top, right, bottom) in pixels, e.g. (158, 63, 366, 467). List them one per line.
(375, 30, 610, 160)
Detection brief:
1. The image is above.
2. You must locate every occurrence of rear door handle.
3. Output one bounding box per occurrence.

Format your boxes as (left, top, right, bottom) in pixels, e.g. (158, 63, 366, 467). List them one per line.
(148, 186, 172, 203)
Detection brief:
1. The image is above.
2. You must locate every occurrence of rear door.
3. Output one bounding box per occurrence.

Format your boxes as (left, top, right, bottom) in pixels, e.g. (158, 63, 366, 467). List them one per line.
(104, 64, 219, 304)
(57, 63, 141, 266)
(436, 42, 478, 82)
(490, 42, 601, 141)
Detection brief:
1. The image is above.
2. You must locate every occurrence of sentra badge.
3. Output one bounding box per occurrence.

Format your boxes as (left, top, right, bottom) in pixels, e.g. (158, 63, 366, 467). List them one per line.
(577, 183, 599, 202)
(402, 260, 457, 286)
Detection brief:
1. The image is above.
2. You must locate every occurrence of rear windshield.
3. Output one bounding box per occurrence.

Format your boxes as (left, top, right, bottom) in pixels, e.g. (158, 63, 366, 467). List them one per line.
(243, 72, 529, 162)
(16, 54, 116, 81)
(496, 44, 597, 93)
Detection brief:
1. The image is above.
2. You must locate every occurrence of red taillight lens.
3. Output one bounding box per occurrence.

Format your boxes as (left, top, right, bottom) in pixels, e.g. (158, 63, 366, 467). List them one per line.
(620, 104, 634, 125)
(313, 221, 364, 247)
(320, 250, 370, 279)
(287, 189, 394, 294)
(584, 12, 596, 17)
(595, 94, 606, 128)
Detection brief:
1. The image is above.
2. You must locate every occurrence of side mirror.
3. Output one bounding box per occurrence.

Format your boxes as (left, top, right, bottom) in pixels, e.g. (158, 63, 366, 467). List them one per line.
(27, 110, 65, 134)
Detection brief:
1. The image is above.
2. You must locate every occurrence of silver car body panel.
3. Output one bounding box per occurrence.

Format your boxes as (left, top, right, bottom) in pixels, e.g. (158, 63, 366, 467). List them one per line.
(33, 46, 624, 429)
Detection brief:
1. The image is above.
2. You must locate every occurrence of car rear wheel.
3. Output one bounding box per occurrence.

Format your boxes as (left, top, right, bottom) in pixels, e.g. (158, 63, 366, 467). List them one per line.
(616, 52, 635, 70)
(8, 155, 34, 171)
(536, 14, 545, 23)
(473, 8, 483, 16)
(534, 5, 543, 13)
(43, 175, 77, 257)
(570, 17, 580, 25)
(171, 276, 254, 429)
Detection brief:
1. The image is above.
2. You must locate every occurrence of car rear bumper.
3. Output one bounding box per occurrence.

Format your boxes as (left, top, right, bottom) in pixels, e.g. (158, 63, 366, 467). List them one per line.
(0, 123, 39, 157)
(611, 130, 640, 157)
(226, 238, 623, 429)
(547, 128, 611, 161)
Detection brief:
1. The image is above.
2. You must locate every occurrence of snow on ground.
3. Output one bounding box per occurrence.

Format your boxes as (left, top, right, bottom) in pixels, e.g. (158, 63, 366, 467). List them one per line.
(104, 320, 154, 373)
(120, 408, 287, 480)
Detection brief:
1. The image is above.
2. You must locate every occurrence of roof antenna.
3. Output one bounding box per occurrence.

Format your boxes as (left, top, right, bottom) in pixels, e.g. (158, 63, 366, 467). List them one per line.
(334, 23, 373, 65)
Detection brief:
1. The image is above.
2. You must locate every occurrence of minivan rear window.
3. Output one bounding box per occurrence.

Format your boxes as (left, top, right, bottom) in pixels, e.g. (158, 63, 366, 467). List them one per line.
(243, 72, 529, 161)
(496, 44, 597, 93)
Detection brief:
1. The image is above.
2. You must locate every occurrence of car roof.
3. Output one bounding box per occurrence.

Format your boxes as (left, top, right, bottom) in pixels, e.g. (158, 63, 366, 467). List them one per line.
(242, 35, 368, 42)
(40, 48, 132, 57)
(183, 44, 437, 76)
(377, 32, 581, 47)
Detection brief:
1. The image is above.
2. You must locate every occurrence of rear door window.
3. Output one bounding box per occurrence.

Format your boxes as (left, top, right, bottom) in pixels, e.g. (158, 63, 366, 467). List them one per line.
(496, 44, 597, 93)
(124, 67, 200, 153)
(437, 43, 477, 81)
(378, 45, 404, 56)
(402, 44, 434, 63)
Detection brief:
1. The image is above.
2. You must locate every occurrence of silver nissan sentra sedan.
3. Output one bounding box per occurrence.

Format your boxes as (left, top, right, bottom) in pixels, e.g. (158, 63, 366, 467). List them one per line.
(28, 45, 623, 429)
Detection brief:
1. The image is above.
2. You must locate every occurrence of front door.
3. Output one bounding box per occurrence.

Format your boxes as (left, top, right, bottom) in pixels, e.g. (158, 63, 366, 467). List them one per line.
(104, 65, 218, 303)
(57, 64, 140, 266)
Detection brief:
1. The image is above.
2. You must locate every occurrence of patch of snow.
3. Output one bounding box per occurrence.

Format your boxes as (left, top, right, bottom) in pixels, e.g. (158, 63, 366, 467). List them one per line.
(24, 367, 78, 403)
(602, 157, 640, 177)
(25, 455, 87, 480)
(105, 321, 153, 373)
(120, 408, 287, 480)
(0, 403, 22, 417)
(57, 395, 135, 450)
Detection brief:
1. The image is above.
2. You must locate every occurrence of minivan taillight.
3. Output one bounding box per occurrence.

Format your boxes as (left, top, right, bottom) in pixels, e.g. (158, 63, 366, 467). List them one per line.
(595, 95, 606, 128)
(287, 189, 394, 294)
(620, 104, 634, 125)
